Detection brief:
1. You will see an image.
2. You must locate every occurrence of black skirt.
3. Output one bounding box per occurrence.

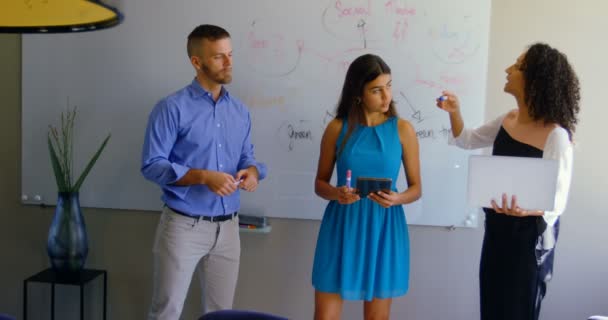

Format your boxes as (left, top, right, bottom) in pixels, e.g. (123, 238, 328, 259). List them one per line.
(480, 209, 559, 320)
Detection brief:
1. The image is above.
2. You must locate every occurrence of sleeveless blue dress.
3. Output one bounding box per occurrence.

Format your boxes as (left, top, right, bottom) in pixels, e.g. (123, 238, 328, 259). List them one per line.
(312, 116, 410, 301)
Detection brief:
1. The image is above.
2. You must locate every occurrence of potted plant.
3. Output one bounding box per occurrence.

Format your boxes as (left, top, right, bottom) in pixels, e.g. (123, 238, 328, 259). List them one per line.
(47, 106, 110, 274)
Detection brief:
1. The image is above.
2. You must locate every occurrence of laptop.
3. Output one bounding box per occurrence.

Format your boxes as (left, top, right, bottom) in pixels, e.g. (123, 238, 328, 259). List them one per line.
(467, 155, 559, 211)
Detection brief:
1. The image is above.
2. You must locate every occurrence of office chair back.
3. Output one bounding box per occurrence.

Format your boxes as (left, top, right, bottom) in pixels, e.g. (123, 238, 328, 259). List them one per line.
(199, 309, 288, 320)
(0, 314, 16, 320)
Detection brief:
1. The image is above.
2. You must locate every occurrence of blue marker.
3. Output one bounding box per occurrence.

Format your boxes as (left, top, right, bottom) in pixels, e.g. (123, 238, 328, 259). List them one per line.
(438, 95, 448, 102)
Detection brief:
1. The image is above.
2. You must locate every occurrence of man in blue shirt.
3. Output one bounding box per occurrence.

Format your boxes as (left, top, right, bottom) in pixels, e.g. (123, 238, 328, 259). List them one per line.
(142, 24, 267, 320)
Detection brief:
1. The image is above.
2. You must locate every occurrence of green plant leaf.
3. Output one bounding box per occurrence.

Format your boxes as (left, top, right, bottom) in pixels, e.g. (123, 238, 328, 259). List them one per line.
(72, 133, 111, 192)
(48, 135, 69, 192)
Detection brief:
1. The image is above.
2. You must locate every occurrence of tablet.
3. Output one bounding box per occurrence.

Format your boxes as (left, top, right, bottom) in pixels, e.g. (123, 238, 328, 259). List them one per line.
(467, 155, 559, 211)
(356, 177, 392, 196)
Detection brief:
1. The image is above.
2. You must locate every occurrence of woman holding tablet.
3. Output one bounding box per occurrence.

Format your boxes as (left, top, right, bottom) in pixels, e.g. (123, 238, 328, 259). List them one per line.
(437, 43, 580, 320)
(312, 54, 421, 320)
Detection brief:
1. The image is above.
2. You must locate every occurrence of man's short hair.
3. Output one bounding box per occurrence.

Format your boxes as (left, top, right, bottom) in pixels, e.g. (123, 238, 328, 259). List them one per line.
(187, 24, 231, 58)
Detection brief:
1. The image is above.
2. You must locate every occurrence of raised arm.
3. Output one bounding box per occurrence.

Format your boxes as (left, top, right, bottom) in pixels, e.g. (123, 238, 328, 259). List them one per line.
(437, 90, 505, 149)
(436, 90, 465, 137)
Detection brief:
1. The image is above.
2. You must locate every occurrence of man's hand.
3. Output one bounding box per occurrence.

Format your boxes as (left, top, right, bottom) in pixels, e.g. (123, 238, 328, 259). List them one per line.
(235, 166, 259, 192)
(205, 171, 239, 196)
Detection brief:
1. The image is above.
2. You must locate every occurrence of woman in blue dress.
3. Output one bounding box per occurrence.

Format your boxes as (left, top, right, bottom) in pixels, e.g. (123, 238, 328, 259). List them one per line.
(312, 54, 422, 320)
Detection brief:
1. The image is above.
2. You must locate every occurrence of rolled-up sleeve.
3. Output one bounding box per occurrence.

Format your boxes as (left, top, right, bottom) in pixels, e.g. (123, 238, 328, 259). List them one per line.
(141, 99, 190, 185)
(237, 112, 267, 180)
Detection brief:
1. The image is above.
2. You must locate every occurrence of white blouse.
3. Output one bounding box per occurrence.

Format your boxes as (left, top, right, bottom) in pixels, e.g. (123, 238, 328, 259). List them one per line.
(449, 113, 574, 249)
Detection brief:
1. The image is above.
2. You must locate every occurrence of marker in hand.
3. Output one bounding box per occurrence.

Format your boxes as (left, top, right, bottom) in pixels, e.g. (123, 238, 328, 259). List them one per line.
(438, 95, 447, 102)
(234, 179, 244, 186)
(345, 169, 352, 189)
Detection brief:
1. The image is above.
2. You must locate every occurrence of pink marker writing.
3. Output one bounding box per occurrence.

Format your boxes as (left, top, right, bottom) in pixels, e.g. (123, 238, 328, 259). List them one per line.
(345, 170, 352, 188)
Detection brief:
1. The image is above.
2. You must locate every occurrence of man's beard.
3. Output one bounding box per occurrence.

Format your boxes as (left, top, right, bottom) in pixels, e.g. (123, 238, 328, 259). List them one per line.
(202, 64, 232, 84)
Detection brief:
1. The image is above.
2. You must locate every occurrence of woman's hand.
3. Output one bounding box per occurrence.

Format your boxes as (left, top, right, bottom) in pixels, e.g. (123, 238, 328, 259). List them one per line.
(491, 193, 544, 217)
(337, 186, 360, 205)
(368, 190, 402, 208)
(436, 90, 461, 114)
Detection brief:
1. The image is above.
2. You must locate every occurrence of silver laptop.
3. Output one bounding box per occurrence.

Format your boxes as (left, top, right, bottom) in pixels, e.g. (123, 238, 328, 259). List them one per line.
(467, 155, 559, 211)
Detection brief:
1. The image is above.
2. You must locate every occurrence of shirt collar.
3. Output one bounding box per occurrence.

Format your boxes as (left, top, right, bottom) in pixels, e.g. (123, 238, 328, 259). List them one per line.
(189, 78, 230, 100)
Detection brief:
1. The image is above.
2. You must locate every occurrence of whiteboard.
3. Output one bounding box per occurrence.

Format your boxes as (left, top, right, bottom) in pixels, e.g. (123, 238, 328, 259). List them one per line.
(22, 0, 491, 227)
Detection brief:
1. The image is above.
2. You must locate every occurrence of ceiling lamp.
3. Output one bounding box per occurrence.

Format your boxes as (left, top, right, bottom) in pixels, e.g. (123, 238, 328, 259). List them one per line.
(0, 0, 122, 33)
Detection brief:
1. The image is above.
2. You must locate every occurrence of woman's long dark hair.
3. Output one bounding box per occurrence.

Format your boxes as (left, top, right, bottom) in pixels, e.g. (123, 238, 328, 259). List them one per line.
(335, 54, 398, 157)
(522, 43, 580, 139)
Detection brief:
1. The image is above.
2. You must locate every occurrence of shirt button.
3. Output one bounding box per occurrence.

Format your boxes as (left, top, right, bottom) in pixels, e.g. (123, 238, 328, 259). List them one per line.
(217, 123, 221, 127)
(218, 144, 222, 148)
(219, 164, 223, 168)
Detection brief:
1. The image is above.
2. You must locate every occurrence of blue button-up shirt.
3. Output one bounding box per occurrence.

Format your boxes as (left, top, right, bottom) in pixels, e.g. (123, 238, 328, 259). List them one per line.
(141, 79, 267, 216)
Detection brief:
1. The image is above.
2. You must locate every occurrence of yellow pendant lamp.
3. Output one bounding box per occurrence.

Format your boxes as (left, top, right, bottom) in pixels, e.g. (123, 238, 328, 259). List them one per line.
(0, 0, 122, 33)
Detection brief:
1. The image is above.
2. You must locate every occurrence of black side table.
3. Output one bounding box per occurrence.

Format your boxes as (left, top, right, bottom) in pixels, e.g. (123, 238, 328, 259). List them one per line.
(23, 268, 107, 320)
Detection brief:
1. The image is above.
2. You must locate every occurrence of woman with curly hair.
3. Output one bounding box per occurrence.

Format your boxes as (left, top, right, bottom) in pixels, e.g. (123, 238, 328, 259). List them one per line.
(437, 43, 580, 320)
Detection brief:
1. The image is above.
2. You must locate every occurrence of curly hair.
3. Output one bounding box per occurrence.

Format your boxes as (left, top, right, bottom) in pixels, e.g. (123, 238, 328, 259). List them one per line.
(522, 43, 580, 139)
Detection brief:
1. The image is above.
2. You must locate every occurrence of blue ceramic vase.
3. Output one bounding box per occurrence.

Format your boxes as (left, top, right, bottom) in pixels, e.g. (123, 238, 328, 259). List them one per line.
(47, 192, 89, 273)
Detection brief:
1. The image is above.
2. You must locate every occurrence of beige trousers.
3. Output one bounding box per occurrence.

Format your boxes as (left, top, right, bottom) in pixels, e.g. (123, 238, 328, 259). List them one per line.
(147, 207, 240, 320)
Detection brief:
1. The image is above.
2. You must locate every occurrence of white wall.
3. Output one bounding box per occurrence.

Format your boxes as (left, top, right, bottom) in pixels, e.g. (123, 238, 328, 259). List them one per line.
(0, 0, 606, 319)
